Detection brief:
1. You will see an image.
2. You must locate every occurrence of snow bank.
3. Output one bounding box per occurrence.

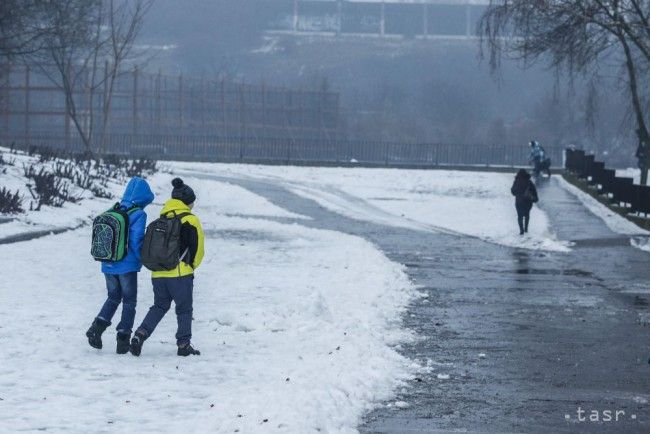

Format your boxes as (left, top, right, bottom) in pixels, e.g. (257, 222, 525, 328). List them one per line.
(556, 176, 648, 236)
(176, 162, 569, 251)
(0, 174, 418, 433)
(0, 147, 121, 238)
(0, 146, 304, 240)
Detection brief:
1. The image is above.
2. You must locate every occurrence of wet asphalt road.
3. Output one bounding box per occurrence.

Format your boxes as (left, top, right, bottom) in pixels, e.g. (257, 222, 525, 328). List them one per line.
(190, 171, 650, 433)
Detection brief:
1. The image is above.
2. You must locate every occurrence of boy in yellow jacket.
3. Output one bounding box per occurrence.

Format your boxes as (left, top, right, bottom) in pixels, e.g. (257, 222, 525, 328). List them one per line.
(130, 178, 204, 357)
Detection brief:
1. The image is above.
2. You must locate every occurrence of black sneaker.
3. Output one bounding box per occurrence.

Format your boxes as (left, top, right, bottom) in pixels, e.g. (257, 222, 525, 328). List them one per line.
(86, 318, 111, 349)
(177, 344, 201, 357)
(129, 331, 147, 357)
(116, 333, 131, 354)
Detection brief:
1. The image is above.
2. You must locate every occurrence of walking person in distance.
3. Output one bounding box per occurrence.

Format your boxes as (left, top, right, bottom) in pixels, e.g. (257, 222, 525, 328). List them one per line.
(511, 169, 539, 236)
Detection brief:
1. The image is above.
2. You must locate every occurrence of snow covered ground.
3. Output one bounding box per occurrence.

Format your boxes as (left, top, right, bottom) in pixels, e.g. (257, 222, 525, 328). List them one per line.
(7, 158, 620, 433)
(0, 170, 418, 433)
(175, 163, 569, 251)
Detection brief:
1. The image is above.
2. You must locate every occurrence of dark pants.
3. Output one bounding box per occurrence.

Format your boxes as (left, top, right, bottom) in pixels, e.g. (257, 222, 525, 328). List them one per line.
(138, 275, 194, 346)
(516, 202, 532, 234)
(97, 272, 138, 335)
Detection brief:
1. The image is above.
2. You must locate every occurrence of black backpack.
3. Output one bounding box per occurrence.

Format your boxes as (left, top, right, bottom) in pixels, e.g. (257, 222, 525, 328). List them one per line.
(91, 204, 140, 262)
(524, 185, 538, 203)
(141, 211, 191, 271)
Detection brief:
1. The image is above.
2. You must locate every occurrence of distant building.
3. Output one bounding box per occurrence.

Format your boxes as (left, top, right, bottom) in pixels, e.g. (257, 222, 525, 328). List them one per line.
(264, 0, 488, 39)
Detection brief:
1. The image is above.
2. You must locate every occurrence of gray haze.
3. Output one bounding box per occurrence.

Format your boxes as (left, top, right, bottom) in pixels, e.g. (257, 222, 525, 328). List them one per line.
(138, 0, 634, 166)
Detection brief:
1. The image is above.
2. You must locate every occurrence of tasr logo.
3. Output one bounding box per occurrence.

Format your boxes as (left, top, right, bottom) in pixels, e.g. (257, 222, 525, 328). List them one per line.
(565, 407, 638, 423)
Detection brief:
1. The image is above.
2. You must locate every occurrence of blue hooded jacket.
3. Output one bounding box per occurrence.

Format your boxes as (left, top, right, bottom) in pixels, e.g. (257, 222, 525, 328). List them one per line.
(102, 177, 155, 275)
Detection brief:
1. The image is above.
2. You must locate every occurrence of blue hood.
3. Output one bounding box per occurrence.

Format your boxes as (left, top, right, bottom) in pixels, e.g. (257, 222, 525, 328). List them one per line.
(120, 177, 154, 209)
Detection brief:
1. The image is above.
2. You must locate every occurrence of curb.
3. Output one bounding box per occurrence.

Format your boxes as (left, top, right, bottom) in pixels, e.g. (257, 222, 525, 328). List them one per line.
(0, 222, 86, 245)
(561, 173, 650, 231)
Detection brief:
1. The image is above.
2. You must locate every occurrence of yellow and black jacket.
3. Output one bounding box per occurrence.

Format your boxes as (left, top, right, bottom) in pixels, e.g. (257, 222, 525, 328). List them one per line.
(152, 199, 205, 278)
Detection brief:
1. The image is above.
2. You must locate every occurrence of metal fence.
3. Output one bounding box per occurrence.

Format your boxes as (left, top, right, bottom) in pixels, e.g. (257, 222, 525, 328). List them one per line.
(0, 64, 341, 146)
(3, 132, 564, 168)
(565, 148, 650, 216)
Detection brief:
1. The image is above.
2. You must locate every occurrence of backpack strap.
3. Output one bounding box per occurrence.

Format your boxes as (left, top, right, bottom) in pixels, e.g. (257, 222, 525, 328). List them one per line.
(127, 206, 141, 215)
(164, 211, 192, 220)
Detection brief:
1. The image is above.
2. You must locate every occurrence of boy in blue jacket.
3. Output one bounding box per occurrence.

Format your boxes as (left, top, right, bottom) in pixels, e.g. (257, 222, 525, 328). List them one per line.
(86, 177, 154, 354)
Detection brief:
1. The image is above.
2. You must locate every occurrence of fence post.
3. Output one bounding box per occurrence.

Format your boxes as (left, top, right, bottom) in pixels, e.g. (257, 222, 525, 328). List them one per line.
(239, 83, 246, 139)
(299, 88, 304, 139)
(200, 77, 206, 133)
(423, 3, 428, 36)
(317, 87, 324, 139)
(287, 138, 292, 164)
(132, 67, 139, 151)
(24, 65, 30, 146)
(156, 70, 162, 132)
(220, 79, 227, 136)
(337, 0, 343, 36)
(1, 63, 8, 144)
(64, 91, 70, 151)
(262, 82, 267, 138)
(178, 73, 184, 134)
(293, 0, 299, 31)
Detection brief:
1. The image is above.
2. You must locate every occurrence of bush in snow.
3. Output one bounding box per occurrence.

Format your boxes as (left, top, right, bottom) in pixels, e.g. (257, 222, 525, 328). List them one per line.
(98, 154, 157, 180)
(52, 160, 77, 180)
(5, 146, 158, 212)
(126, 157, 157, 178)
(24, 164, 81, 210)
(27, 145, 59, 163)
(25, 147, 158, 180)
(0, 187, 23, 214)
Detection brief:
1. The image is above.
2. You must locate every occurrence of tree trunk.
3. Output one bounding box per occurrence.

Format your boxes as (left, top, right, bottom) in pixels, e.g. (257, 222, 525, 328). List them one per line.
(619, 35, 650, 185)
(640, 164, 648, 185)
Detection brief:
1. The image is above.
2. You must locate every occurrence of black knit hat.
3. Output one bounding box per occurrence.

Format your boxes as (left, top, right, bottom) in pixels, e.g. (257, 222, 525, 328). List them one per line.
(171, 178, 196, 205)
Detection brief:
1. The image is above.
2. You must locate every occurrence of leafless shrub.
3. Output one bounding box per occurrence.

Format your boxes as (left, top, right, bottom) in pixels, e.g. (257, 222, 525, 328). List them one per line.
(24, 164, 80, 210)
(127, 158, 157, 178)
(52, 160, 76, 180)
(0, 187, 23, 214)
(17, 145, 154, 210)
(90, 184, 112, 199)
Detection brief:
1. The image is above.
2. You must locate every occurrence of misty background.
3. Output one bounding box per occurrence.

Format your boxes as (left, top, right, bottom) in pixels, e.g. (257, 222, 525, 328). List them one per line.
(136, 0, 634, 166)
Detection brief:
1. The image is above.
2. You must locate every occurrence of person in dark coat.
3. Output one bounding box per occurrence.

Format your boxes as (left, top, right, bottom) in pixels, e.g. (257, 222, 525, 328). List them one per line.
(511, 169, 539, 235)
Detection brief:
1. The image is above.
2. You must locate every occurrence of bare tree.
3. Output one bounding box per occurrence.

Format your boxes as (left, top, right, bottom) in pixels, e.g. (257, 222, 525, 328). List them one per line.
(0, 1, 50, 58)
(480, 0, 650, 183)
(97, 0, 153, 154)
(28, 0, 152, 155)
